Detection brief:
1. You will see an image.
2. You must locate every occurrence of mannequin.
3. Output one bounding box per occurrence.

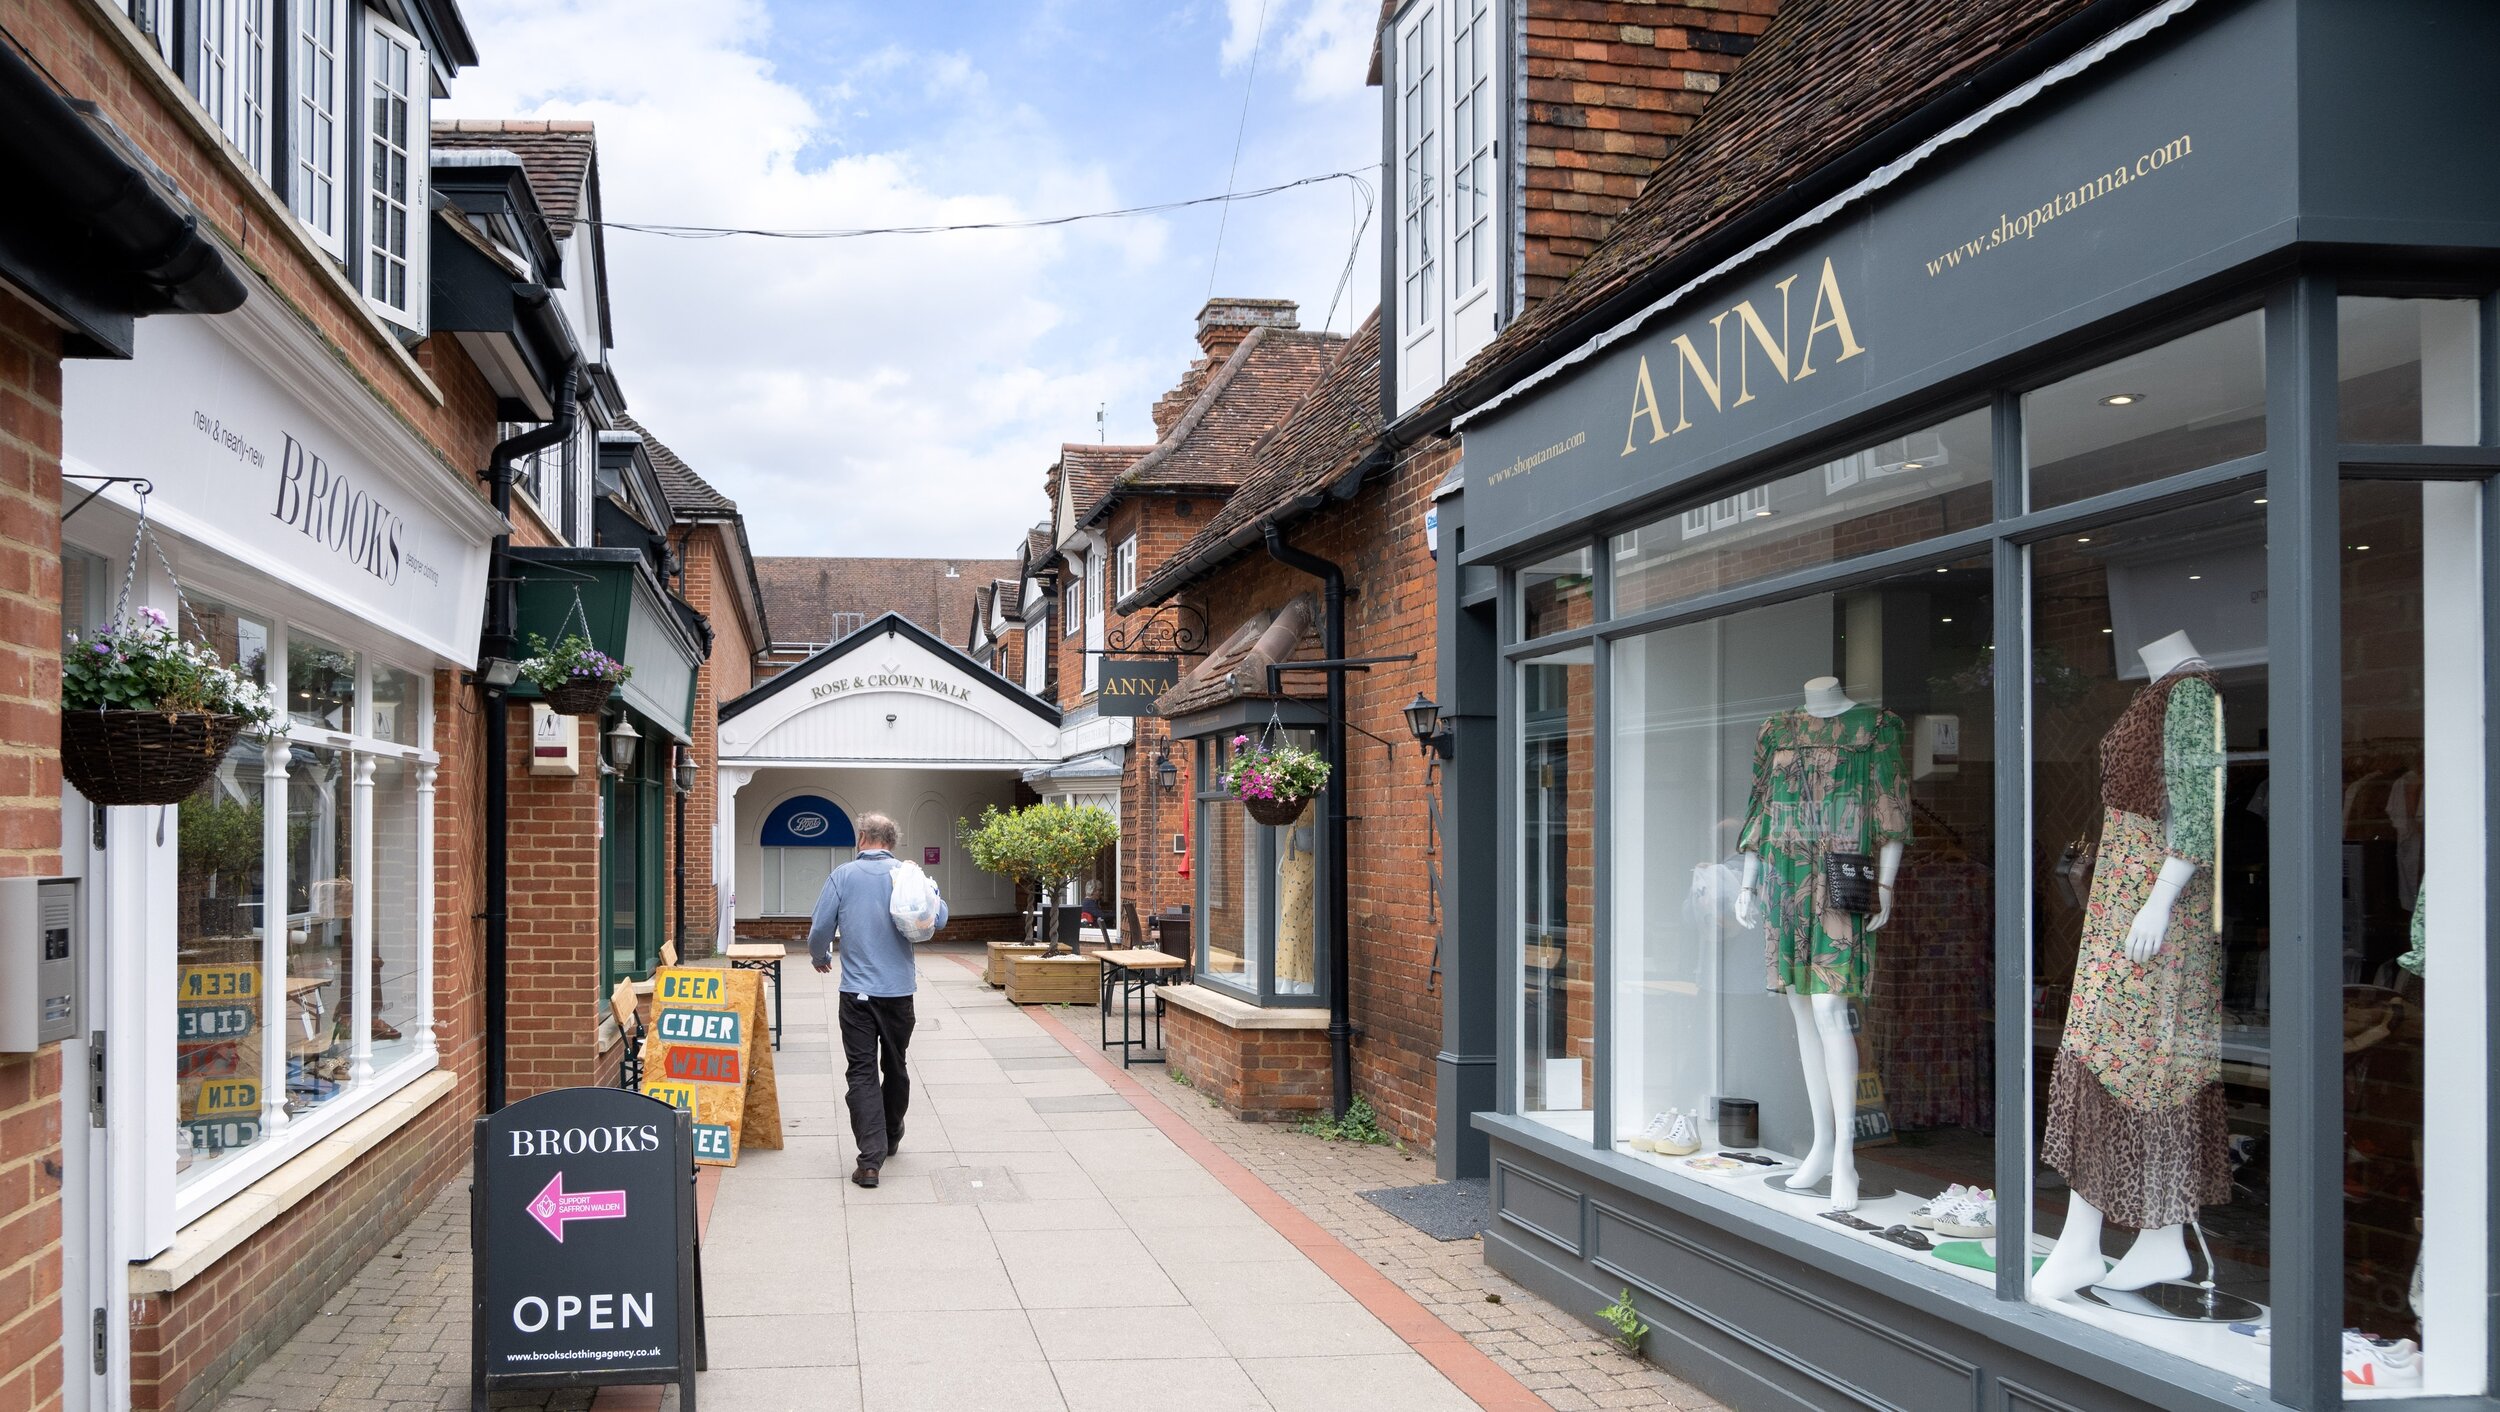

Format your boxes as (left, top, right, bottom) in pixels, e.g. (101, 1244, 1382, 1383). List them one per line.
(2035, 630, 2229, 1301)
(1733, 677, 1909, 1210)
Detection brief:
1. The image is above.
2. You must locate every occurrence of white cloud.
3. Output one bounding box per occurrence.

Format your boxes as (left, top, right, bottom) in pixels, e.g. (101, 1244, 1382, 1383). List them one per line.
(1224, 0, 1380, 100)
(441, 0, 1376, 560)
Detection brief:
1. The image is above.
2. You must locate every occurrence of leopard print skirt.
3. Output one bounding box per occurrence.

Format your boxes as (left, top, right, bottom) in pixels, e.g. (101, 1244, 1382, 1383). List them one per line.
(2041, 1049, 2231, 1230)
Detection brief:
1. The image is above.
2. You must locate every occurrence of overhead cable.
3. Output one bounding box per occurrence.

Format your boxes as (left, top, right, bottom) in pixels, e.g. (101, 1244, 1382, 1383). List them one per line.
(593, 168, 1370, 240)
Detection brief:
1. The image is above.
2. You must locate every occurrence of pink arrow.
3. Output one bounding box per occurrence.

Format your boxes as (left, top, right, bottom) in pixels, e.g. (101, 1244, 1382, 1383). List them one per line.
(526, 1171, 628, 1242)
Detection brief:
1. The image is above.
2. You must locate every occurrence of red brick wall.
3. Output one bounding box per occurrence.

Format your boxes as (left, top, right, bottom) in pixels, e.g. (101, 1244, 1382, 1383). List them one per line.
(503, 710, 610, 1097)
(128, 1086, 472, 1411)
(1163, 1006, 1333, 1123)
(0, 288, 66, 1412)
(670, 525, 756, 960)
(1104, 494, 1221, 922)
(1522, 0, 1779, 307)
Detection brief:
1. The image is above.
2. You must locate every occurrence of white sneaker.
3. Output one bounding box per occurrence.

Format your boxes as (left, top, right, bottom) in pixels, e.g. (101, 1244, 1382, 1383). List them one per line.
(2343, 1331, 2422, 1389)
(1629, 1113, 1672, 1153)
(1934, 1188, 1998, 1239)
(1658, 1109, 1700, 1156)
(1910, 1184, 1970, 1230)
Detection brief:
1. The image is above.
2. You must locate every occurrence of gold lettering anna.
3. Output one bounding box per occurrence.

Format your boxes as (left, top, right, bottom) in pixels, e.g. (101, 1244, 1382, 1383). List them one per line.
(1623, 258, 1864, 457)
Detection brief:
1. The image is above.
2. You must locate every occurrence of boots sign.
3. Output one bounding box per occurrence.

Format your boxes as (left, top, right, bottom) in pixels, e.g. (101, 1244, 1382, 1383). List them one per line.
(471, 1087, 706, 1409)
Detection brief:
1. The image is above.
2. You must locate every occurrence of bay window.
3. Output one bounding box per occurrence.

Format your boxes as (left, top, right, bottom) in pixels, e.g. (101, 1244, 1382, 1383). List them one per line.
(1193, 730, 1326, 1004)
(1392, 0, 1506, 411)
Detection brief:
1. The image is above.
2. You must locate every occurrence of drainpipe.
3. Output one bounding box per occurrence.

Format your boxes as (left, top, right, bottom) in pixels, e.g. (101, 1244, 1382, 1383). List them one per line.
(482, 360, 578, 1112)
(674, 742, 688, 957)
(1262, 525, 1351, 1121)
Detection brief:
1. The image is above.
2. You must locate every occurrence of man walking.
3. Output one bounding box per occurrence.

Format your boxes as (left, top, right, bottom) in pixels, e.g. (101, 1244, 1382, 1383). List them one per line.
(807, 813, 944, 1188)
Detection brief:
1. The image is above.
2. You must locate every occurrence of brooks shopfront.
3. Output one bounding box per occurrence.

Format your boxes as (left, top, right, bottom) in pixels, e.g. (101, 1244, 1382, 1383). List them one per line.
(1447, 1, 2500, 1407)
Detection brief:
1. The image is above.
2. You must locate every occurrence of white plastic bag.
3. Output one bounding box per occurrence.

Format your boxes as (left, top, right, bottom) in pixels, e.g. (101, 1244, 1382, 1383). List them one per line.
(887, 860, 942, 942)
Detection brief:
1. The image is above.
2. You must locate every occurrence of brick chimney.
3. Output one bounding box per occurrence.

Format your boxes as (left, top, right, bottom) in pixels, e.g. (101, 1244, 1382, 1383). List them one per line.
(1195, 297, 1299, 362)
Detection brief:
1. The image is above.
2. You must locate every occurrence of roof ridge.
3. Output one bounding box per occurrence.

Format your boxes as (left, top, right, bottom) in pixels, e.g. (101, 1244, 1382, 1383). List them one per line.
(1110, 323, 1273, 492)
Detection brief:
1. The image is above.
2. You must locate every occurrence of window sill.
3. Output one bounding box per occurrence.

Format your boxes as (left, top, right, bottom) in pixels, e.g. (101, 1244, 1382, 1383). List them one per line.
(1159, 983, 1328, 1030)
(134, 1067, 457, 1294)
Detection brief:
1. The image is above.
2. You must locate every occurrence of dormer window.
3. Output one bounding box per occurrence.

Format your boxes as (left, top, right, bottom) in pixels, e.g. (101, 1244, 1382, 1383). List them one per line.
(361, 12, 430, 333)
(1391, 0, 1504, 413)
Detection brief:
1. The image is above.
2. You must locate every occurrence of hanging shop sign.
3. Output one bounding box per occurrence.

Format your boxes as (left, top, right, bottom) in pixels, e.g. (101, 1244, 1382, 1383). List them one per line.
(469, 1086, 704, 1409)
(1098, 658, 1179, 717)
(1460, 3, 2316, 563)
(636, 967, 782, 1166)
(61, 311, 502, 663)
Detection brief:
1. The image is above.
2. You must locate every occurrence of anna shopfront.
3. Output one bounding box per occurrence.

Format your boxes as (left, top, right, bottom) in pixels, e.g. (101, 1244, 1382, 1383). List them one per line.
(1447, 1, 2500, 1408)
(54, 294, 499, 1406)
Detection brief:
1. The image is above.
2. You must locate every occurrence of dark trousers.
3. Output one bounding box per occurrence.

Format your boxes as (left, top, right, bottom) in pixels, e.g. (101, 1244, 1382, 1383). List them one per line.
(838, 992, 915, 1167)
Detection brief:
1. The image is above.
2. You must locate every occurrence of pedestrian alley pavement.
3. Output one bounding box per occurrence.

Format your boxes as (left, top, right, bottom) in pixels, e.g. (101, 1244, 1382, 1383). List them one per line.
(216, 947, 1723, 1412)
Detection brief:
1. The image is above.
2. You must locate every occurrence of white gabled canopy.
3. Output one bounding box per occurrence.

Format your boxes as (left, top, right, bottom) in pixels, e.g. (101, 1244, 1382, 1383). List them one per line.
(718, 613, 1061, 770)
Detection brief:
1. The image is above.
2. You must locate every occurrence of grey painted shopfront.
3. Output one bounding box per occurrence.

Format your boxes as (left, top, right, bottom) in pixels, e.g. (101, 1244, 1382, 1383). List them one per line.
(1438, 1, 2500, 1408)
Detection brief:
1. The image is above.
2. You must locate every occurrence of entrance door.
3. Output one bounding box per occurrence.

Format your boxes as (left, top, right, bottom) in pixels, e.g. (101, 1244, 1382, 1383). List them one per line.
(58, 549, 114, 1412)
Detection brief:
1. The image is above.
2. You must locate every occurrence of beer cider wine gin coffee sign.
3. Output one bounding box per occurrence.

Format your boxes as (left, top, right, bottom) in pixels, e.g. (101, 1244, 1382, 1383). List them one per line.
(638, 967, 782, 1165)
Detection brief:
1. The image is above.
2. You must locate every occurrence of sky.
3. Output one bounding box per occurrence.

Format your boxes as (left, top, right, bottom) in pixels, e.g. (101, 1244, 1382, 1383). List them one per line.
(438, 0, 1384, 559)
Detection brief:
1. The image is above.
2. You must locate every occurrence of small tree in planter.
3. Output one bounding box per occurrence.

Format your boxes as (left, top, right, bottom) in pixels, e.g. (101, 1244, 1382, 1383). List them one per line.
(1221, 732, 1330, 826)
(62, 607, 277, 806)
(958, 803, 1120, 954)
(519, 632, 632, 715)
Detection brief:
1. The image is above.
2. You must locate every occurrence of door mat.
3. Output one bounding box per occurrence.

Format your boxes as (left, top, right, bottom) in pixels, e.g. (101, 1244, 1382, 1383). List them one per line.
(1358, 1178, 1490, 1241)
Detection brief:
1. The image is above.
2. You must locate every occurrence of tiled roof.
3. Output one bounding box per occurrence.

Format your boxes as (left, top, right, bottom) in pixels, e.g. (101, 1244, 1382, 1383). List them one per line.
(1157, 593, 1323, 718)
(433, 120, 597, 238)
(614, 414, 735, 518)
(1425, 0, 2122, 426)
(1057, 445, 1151, 531)
(1128, 310, 1384, 607)
(756, 556, 1020, 650)
(1076, 326, 1341, 527)
(1021, 523, 1054, 576)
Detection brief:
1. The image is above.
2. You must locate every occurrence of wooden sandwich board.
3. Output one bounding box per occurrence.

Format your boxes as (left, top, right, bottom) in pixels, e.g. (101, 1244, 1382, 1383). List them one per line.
(637, 967, 781, 1165)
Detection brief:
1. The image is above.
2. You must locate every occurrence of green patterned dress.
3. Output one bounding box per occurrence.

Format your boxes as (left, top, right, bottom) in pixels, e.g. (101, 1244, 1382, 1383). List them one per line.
(1738, 705, 1913, 998)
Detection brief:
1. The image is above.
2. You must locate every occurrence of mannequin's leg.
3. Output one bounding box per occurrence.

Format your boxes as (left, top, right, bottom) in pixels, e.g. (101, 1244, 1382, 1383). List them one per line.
(1809, 994, 1861, 1209)
(1784, 994, 1835, 1190)
(2100, 1224, 2191, 1291)
(2033, 1193, 2110, 1301)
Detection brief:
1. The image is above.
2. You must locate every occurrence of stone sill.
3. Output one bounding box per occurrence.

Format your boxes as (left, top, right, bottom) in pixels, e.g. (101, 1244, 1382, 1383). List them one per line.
(1158, 984, 1328, 1031)
(132, 1068, 458, 1295)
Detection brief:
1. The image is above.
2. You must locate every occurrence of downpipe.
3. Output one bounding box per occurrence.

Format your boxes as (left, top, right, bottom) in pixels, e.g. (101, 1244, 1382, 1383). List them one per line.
(1262, 525, 1352, 1121)
(481, 361, 578, 1112)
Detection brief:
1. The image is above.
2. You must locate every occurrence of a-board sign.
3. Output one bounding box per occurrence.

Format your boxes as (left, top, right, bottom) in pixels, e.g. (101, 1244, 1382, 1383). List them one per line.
(636, 966, 782, 1166)
(470, 1087, 705, 1410)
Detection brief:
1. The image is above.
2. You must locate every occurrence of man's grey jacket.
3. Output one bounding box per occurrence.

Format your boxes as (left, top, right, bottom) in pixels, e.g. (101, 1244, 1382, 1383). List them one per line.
(806, 849, 947, 997)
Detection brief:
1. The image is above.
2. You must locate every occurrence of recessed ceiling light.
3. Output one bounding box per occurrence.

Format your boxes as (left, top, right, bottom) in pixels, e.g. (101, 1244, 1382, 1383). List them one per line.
(2189, 574, 2203, 580)
(2077, 536, 2092, 543)
(1902, 460, 1925, 470)
(2099, 392, 2146, 407)
(1940, 617, 1954, 624)
(2101, 628, 2113, 634)
(2354, 544, 2371, 551)
(2253, 497, 2268, 505)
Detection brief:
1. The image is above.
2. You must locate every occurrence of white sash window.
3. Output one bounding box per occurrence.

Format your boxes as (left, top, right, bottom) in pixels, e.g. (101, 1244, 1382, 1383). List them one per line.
(290, 0, 347, 255)
(361, 11, 429, 332)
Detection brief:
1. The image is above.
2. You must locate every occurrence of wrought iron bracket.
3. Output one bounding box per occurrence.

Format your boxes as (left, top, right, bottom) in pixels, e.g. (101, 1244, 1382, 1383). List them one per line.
(60, 473, 153, 523)
(1097, 601, 1211, 658)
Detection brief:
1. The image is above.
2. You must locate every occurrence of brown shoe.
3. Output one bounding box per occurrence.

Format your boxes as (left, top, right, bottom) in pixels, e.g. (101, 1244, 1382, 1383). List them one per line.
(851, 1165, 879, 1189)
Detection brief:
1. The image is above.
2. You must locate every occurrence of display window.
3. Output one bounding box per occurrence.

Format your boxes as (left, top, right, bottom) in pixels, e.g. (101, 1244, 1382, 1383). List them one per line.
(1193, 732, 1324, 1003)
(2023, 311, 2265, 510)
(2338, 297, 2480, 445)
(1518, 547, 1595, 641)
(1609, 555, 1996, 1271)
(1518, 648, 1593, 1128)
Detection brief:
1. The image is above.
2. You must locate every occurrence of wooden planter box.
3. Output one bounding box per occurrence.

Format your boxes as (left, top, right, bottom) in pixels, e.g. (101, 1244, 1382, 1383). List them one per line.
(1005, 954, 1101, 1007)
(984, 942, 1051, 987)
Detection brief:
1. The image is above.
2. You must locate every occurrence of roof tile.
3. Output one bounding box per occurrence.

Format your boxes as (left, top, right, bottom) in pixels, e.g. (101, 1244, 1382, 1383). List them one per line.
(432, 120, 597, 238)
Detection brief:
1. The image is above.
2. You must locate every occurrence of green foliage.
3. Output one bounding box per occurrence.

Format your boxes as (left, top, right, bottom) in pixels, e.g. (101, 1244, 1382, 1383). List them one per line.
(63, 609, 276, 727)
(956, 803, 1119, 895)
(1294, 1093, 1394, 1146)
(178, 796, 263, 878)
(1219, 733, 1330, 805)
(517, 633, 631, 693)
(1597, 1288, 1650, 1354)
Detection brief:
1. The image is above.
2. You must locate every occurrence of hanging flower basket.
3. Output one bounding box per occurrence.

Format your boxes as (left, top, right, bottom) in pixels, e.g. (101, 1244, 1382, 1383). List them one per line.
(519, 632, 632, 717)
(60, 709, 248, 806)
(1222, 731, 1328, 828)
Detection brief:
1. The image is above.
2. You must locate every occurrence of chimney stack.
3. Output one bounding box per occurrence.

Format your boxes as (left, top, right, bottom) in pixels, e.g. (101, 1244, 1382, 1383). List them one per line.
(1195, 297, 1299, 362)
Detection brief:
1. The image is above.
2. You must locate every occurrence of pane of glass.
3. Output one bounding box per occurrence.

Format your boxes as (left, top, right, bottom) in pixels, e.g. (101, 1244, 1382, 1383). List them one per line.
(175, 739, 269, 1188)
(2339, 297, 2481, 445)
(371, 662, 420, 745)
(2024, 312, 2264, 510)
(1199, 763, 1252, 983)
(285, 743, 355, 1116)
(2340, 480, 2482, 1394)
(608, 776, 640, 980)
(1270, 730, 1320, 997)
(1519, 546, 1594, 640)
(288, 630, 357, 732)
(1610, 557, 1995, 1270)
(1613, 408, 1994, 615)
(1519, 647, 1594, 1133)
(2028, 494, 2269, 1375)
(368, 755, 421, 1069)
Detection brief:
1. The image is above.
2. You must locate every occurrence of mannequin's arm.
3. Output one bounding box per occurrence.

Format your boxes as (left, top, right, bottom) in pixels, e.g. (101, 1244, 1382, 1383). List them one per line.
(1733, 852, 1762, 927)
(1868, 839, 1905, 930)
(2124, 856, 2196, 963)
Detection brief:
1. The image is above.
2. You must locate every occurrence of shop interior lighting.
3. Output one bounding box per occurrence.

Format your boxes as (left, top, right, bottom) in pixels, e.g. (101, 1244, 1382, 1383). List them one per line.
(2098, 392, 2146, 406)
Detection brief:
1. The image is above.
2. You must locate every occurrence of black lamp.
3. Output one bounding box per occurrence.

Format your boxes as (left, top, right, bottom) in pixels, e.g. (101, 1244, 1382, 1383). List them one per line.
(673, 751, 697, 795)
(603, 717, 641, 773)
(1404, 693, 1454, 759)
(1155, 751, 1178, 792)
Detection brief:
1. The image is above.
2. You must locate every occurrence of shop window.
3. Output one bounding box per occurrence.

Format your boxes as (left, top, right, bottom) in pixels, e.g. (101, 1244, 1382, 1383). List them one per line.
(1609, 555, 1995, 1245)
(1614, 409, 1994, 615)
(2338, 297, 2481, 445)
(290, 0, 347, 255)
(757, 795, 853, 915)
(1194, 734, 1322, 1001)
(2027, 495, 2272, 1369)
(1519, 648, 1594, 1129)
(2339, 479, 2483, 1394)
(1518, 546, 1594, 641)
(371, 662, 422, 746)
(174, 599, 272, 1191)
(2024, 312, 2265, 510)
(361, 11, 429, 332)
(284, 744, 356, 1117)
(289, 631, 358, 732)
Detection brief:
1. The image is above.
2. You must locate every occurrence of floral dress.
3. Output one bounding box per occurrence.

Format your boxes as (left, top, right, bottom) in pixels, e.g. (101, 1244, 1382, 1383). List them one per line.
(1738, 705, 1912, 998)
(2041, 667, 2232, 1230)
